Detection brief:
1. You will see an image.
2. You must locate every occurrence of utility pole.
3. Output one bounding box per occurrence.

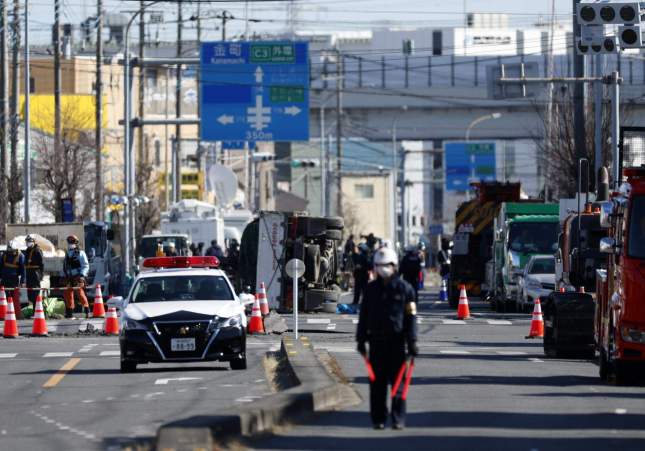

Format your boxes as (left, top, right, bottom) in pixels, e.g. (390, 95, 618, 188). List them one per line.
(217, 11, 233, 41)
(95, 0, 103, 221)
(23, 0, 29, 222)
(9, 0, 18, 222)
(137, 0, 145, 201)
(54, 0, 62, 221)
(174, 1, 182, 203)
(572, 0, 586, 162)
(335, 49, 343, 217)
(0, 0, 8, 237)
(196, 2, 202, 182)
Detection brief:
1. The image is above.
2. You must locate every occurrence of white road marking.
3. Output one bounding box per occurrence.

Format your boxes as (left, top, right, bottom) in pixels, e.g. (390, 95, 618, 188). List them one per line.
(82, 400, 94, 404)
(352, 319, 359, 324)
(105, 397, 115, 401)
(487, 320, 513, 325)
(155, 377, 202, 385)
(144, 392, 165, 400)
(247, 342, 274, 346)
(307, 318, 331, 324)
(615, 408, 628, 415)
(43, 352, 73, 358)
(99, 351, 120, 357)
(439, 350, 471, 355)
(442, 320, 466, 325)
(528, 358, 545, 363)
(326, 323, 337, 330)
(496, 351, 527, 356)
(417, 318, 424, 324)
(315, 345, 355, 353)
(0, 353, 17, 358)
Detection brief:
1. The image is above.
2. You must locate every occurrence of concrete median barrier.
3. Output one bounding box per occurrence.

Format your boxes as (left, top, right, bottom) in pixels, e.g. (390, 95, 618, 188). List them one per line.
(156, 334, 360, 451)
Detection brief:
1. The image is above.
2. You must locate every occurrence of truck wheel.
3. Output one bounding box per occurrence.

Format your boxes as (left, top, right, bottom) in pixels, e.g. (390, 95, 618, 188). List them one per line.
(304, 245, 321, 283)
(599, 349, 610, 381)
(325, 217, 344, 230)
(295, 217, 328, 237)
(230, 355, 247, 370)
(120, 358, 137, 373)
(543, 311, 556, 357)
(614, 361, 629, 386)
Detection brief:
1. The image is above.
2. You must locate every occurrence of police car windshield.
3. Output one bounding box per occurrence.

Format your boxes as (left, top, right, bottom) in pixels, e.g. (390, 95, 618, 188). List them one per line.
(131, 276, 233, 303)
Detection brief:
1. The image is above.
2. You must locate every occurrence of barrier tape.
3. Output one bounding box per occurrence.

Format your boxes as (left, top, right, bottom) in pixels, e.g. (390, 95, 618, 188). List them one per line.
(1, 285, 101, 292)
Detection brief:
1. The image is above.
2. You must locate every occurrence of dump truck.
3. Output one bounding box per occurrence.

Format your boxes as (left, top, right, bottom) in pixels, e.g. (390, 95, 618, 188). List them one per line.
(239, 212, 344, 312)
(490, 202, 559, 312)
(448, 182, 522, 308)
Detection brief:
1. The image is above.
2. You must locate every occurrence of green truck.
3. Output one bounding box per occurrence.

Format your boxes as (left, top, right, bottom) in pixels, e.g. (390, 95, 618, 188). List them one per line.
(489, 203, 559, 312)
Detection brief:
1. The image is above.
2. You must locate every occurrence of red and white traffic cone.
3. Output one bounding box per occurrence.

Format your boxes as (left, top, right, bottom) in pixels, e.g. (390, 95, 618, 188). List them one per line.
(92, 284, 106, 318)
(0, 286, 6, 321)
(258, 282, 269, 316)
(31, 294, 48, 337)
(103, 307, 119, 335)
(526, 298, 544, 339)
(247, 295, 265, 334)
(456, 285, 471, 320)
(3, 296, 18, 338)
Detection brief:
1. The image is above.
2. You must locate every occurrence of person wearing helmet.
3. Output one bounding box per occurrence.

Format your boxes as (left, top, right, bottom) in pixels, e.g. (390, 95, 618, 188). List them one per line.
(0, 241, 26, 319)
(400, 246, 423, 301)
(63, 235, 90, 318)
(165, 241, 179, 257)
(356, 247, 419, 430)
(23, 235, 44, 308)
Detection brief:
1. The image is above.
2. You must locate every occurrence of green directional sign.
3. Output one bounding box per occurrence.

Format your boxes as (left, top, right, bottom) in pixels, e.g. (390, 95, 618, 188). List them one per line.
(250, 43, 296, 63)
(270, 86, 305, 103)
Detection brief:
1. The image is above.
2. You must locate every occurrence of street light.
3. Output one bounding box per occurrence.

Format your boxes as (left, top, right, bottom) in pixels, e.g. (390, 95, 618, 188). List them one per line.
(465, 112, 502, 188)
(122, 0, 162, 278)
(392, 105, 408, 246)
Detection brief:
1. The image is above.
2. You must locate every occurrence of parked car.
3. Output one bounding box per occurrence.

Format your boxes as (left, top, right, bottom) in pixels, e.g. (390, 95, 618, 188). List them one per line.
(517, 255, 556, 313)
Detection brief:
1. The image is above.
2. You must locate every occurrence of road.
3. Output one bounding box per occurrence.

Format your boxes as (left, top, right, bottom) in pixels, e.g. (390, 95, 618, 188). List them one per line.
(248, 290, 645, 451)
(0, 334, 280, 450)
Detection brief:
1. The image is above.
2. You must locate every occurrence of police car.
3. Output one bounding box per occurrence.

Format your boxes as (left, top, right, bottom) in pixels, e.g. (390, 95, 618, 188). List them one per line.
(110, 256, 249, 373)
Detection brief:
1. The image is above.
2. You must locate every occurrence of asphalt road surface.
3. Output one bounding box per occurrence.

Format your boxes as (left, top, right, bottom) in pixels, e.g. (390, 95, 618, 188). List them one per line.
(249, 290, 645, 451)
(0, 334, 280, 450)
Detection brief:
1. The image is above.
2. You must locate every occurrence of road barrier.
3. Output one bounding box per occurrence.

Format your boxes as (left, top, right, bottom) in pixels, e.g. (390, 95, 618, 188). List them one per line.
(103, 307, 119, 335)
(92, 285, 106, 318)
(248, 295, 265, 334)
(3, 297, 18, 338)
(258, 282, 269, 316)
(456, 284, 471, 320)
(526, 298, 544, 339)
(31, 295, 48, 337)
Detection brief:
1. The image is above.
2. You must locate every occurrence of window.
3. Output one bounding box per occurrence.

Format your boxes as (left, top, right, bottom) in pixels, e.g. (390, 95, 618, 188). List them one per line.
(355, 184, 374, 199)
(628, 195, 645, 259)
(131, 275, 233, 303)
(432, 31, 443, 56)
(412, 216, 417, 226)
(29, 77, 35, 94)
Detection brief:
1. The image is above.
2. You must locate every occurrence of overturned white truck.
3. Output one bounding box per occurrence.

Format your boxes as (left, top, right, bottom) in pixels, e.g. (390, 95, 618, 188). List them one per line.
(238, 212, 344, 312)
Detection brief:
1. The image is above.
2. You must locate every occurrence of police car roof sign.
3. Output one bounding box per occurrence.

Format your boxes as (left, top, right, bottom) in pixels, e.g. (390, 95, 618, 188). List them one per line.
(142, 256, 220, 269)
(285, 258, 306, 279)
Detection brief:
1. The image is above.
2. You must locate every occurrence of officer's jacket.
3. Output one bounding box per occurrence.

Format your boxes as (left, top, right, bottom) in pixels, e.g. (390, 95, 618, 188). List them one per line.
(400, 253, 422, 281)
(0, 251, 26, 282)
(356, 275, 418, 344)
(63, 249, 89, 278)
(24, 246, 44, 275)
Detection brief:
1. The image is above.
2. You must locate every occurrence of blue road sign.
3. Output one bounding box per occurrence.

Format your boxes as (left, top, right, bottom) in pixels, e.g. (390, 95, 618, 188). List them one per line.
(200, 41, 309, 142)
(444, 142, 496, 192)
(429, 224, 444, 236)
(221, 140, 256, 150)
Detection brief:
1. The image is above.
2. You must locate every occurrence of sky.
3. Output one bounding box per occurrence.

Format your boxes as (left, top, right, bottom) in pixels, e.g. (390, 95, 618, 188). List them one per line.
(24, 0, 576, 45)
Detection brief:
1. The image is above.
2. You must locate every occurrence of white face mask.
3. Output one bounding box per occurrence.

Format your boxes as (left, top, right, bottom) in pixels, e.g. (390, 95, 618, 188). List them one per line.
(375, 265, 395, 279)
(26, 242, 34, 248)
(68, 244, 77, 251)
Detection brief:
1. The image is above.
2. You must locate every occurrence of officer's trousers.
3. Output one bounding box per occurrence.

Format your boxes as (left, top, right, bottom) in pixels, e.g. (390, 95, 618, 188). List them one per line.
(368, 337, 407, 425)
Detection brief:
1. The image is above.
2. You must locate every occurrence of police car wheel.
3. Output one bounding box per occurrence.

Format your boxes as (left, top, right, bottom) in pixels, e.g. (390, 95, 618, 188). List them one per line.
(230, 356, 247, 370)
(120, 358, 137, 373)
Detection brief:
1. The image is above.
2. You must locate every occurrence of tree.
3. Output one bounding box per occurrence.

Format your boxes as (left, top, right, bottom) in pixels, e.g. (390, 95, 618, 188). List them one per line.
(135, 134, 160, 237)
(532, 84, 623, 199)
(33, 100, 96, 221)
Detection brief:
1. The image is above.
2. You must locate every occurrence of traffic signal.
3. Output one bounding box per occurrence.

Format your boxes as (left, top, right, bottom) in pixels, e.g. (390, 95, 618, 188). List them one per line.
(577, 36, 619, 54)
(291, 159, 318, 168)
(252, 152, 275, 162)
(577, 2, 642, 25)
(618, 24, 644, 47)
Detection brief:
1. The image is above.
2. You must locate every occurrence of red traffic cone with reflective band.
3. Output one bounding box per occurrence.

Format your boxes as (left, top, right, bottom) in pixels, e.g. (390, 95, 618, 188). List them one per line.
(3, 296, 18, 338)
(0, 286, 6, 321)
(92, 284, 106, 318)
(456, 285, 471, 320)
(258, 282, 269, 316)
(31, 294, 48, 336)
(103, 307, 119, 335)
(248, 295, 265, 334)
(526, 298, 544, 339)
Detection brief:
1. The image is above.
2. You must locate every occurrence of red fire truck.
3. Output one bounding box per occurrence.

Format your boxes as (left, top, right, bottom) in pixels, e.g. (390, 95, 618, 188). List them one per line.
(596, 167, 645, 384)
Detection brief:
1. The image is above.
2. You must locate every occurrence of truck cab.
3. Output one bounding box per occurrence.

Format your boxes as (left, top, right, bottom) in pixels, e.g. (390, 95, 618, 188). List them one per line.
(597, 167, 645, 383)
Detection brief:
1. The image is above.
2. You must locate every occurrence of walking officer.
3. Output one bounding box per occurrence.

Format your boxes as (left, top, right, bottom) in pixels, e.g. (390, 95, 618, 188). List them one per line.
(356, 247, 419, 430)
(63, 235, 90, 318)
(0, 242, 26, 319)
(23, 235, 44, 307)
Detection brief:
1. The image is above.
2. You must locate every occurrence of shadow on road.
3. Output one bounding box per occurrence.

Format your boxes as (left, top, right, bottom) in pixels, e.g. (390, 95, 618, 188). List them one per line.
(351, 374, 600, 387)
(11, 365, 229, 376)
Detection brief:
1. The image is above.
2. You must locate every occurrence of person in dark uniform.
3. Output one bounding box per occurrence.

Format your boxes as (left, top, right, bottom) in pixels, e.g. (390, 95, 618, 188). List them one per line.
(23, 235, 44, 307)
(356, 247, 419, 430)
(400, 246, 422, 301)
(437, 240, 452, 281)
(352, 243, 371, 304)
(0, 242, 26, 319)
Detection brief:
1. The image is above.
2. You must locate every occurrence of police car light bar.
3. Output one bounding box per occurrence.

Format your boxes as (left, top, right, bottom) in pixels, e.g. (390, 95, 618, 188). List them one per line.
(142, 256, 220, 269)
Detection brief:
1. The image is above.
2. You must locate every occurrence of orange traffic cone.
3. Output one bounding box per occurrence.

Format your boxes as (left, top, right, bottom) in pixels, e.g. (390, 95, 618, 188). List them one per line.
(456, 285, 471, 320)
(92, 284, 106, 318)
(258, 282, 269, 316)
(526, 298, 544, 339)
(0, 286, 6, 321)
(31, 294, 48, 336)
(103, 307, 119, 335)
(3, 296, 18, 338)
(247, 295, 265, 334)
